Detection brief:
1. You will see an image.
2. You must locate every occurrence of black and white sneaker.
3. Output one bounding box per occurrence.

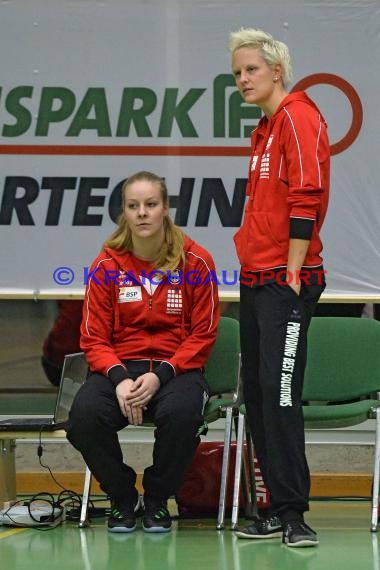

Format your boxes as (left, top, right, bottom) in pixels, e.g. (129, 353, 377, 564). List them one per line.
(107, 492, 142, 533)
(235, 515, 283, 539)
(142, 496, 172, 533)
(282, 520, 319, 547)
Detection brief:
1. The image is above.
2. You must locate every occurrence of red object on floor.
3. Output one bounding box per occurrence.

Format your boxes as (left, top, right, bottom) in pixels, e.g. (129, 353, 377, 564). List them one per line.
(176, 441, 270, 518)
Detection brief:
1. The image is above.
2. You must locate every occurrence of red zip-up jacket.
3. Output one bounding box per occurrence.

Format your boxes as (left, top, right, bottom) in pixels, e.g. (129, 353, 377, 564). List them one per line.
(234, 91, 330, 272)
(80, 235, 220, 386)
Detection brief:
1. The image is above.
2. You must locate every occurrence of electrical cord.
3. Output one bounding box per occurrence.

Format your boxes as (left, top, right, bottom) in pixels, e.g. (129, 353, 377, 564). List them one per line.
(34, 431, 107, 523)
(37, 426, 69, 492)
(0, 428, 71, 529)
(1, 493, 64, 531)
(2, 430, 108, 529)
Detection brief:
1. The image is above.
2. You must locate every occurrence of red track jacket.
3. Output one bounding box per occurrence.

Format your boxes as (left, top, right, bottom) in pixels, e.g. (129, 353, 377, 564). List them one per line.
(80, 235, 220, 385)
(234, 91, 330, 272)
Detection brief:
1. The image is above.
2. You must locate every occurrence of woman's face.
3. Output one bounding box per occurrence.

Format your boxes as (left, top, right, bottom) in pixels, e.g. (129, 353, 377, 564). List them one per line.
(123, 179, 168, 242)
(232, 46, 279, 110)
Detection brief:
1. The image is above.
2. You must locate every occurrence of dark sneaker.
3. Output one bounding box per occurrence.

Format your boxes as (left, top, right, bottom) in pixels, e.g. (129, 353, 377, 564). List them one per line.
(142, 496, 172, 533)
(235, 515, 282, 539)
(107, 492, 142, 533)
(282, 520, 319, 547)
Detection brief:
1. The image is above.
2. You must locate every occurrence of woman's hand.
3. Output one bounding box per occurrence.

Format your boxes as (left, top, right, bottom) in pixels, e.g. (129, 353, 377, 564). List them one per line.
(115, 373, 160, 425)
(126, 372, 160, 407)
(116, 378, 144, 425)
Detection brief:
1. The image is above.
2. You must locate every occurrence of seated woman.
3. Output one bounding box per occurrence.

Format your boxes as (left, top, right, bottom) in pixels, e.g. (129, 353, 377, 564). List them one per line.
(66, 171, 220, 533)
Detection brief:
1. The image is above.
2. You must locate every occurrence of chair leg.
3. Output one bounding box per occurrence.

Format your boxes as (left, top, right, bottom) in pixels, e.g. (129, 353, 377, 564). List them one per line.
(216, 406, 234, 530)
(79, 466, 92, 528)
(371, 408, 380, 532)
(231, 411, 245, 529)
(234, 415, 250, 507)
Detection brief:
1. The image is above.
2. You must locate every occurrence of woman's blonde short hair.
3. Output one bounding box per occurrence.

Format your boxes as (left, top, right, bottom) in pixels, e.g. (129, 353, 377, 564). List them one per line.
(229, 27, 293, 88)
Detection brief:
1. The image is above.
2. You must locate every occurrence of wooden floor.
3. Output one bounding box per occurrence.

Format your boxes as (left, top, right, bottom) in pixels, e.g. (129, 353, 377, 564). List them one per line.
(0, 500, 379, 570)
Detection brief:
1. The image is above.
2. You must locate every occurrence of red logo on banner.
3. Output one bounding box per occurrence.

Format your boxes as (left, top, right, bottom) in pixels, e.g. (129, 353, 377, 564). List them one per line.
(292, 73, 363, 156)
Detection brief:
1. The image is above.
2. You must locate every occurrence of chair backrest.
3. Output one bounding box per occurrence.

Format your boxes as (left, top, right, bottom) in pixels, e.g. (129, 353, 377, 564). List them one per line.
(303, 317, 380, 402)
(204, 316, 240, 397)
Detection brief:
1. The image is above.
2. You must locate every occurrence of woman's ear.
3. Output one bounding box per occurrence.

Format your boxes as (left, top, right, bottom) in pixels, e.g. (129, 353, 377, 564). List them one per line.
(273, 63, 282, 82)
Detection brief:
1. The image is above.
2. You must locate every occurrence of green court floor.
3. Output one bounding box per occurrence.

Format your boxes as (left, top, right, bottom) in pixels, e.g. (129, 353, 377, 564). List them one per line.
(1, 501, 379, 570)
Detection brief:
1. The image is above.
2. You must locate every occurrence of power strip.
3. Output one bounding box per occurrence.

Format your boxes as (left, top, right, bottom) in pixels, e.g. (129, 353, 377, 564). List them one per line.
(66, 506, 107, 521)
(0, 504, 65, 527)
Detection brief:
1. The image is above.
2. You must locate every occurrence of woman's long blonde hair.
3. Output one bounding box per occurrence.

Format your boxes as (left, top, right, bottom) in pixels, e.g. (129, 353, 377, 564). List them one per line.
(105, 171, 185, 272)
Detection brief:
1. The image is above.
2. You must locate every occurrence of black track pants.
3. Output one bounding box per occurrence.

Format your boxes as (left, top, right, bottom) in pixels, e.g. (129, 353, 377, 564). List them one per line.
(239, 281, 324, 520)
(66, 365, 209, 503)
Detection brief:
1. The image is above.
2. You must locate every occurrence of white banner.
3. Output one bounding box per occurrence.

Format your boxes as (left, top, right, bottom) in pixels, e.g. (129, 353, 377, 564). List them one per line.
(0, 0, 379, 298)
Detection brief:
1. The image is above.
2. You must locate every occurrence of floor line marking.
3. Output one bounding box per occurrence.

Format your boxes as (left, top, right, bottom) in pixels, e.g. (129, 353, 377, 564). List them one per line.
(0, 527, 28, 539)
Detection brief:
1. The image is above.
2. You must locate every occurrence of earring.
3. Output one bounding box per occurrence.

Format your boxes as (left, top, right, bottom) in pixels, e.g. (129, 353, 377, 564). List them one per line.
(274, 76, 278, 82)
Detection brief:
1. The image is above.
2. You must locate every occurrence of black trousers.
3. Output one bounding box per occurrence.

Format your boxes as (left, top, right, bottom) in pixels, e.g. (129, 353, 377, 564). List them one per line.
(239, 281, 324, 520)
(66, 363, 209, 503)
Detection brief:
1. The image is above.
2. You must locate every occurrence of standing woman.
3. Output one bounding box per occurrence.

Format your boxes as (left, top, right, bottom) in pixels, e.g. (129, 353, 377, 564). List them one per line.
(66, 171, 219, 533)
(229, 28, 330, 547)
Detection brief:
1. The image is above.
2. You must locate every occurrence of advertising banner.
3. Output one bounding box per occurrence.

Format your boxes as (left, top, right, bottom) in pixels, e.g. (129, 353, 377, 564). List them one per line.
(0, 0, 379, 298)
